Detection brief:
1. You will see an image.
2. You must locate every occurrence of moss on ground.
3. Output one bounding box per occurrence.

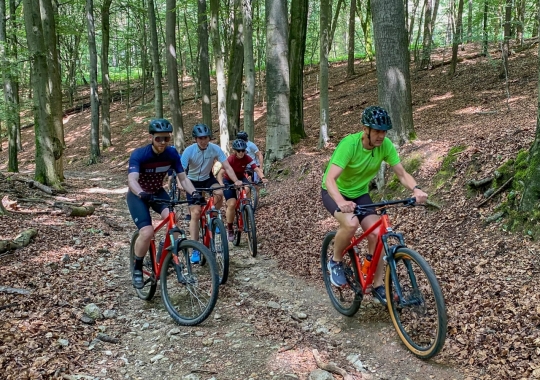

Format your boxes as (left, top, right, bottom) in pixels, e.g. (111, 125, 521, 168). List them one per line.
(432, 145, 466, 190)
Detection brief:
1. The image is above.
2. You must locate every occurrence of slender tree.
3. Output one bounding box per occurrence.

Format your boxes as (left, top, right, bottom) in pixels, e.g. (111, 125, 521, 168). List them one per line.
(449, 0, 464, 77)
(166, 0, 185, 150)
(358, 0, 374, 61)
(327, 0, 344, 52)
(86, 0, 100, 163)
(482, 0, 488, 56)
(22, 0, 61, 188)
(242, 0, 256, 139)
(148, 0, 163, 117)
(9, 0, 21, 152)
(265, 0, 292, 163)
(289, 0, 308, 142)
(210, 0, 229, 152)
(101, 0, 112, 148)
(466, 0, 472, 43)
(421, 0, 433, 69)
(198, 0, 212, 129)
(347, 0, 356, 76)
(318, 0, 330, 149)
(371, 0, 414, 146)
(226, 0, 244, 137)
(500, 0, 512, 79)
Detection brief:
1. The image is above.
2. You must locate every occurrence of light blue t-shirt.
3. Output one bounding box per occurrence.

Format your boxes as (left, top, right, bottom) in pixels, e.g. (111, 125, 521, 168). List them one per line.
(246, 141, 260, 166)
(181, 143, 227, 181)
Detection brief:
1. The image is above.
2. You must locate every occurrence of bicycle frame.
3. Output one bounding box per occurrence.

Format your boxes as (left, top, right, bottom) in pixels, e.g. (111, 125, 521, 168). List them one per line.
(342, 211, 406, 295)
(235, 186, 252, 231)
(146, 208, 182, 279)
(199, 193, 220, 247)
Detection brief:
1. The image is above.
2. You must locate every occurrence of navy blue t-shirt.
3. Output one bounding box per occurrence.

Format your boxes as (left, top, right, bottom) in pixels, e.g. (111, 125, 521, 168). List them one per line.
(128, 145, 184, 194)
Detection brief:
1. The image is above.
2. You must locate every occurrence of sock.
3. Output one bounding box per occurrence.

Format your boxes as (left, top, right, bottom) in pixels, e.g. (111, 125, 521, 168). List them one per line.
(134, 257, 144, 271)
(227, 223, 233, 231)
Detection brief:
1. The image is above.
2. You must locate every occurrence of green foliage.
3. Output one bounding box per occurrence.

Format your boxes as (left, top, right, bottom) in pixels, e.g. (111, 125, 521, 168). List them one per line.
(291, 133, 302, 144)
(433, 145, 466, 189)
(385, 154, 423, 195)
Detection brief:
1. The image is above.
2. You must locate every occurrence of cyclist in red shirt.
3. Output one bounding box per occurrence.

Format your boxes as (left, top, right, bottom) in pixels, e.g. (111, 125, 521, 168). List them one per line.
(218, 139, 267, 241)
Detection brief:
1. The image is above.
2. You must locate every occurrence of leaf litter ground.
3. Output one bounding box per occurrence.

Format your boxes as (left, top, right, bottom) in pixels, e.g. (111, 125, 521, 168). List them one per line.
(1, 42, 540, 379)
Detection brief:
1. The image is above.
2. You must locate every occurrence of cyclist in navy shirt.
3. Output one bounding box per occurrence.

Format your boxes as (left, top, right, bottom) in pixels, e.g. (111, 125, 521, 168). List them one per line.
(180, 124, 243, 260)
(127, 119, 200, 289)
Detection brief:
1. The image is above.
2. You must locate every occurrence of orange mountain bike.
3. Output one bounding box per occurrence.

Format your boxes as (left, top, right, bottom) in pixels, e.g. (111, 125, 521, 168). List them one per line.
(129, 195, 219, 326)
(321, 197, 447, 359)
(228, 184, 257, 257)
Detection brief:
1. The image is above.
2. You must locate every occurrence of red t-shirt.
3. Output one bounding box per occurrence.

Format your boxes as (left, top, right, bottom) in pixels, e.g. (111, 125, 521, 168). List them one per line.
(223, 154, 257, 181)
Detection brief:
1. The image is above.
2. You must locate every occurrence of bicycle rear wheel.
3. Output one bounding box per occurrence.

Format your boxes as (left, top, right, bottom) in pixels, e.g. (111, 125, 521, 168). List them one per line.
(321, 231, 362, 316)
(160, 240, 219, 326)
(129, 231, 157, 300)
(385, 247, 447, 359)
(210, 218, 229, 284)
(243, 205, 257, 257)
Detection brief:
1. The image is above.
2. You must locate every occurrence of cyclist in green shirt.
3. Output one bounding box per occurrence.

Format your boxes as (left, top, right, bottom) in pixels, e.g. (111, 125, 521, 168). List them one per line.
(321, 106, 428, 305)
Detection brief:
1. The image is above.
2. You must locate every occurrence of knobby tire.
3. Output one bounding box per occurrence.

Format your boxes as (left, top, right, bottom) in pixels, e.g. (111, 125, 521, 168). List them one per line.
(129, 231, 157, 301)
(210, 218, 229, 284)
(243, 205, 257, 257)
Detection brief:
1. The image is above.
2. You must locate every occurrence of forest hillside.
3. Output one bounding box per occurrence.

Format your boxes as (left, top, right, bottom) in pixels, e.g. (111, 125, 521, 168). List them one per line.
(1, 43, 539, 379)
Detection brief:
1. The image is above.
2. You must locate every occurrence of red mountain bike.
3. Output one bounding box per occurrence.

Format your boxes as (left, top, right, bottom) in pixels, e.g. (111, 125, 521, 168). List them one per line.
(321, 198, 447, 359)
(228, 184, 257, 257)
(194, 186, 230, 285)
(129, 195, 219, 326)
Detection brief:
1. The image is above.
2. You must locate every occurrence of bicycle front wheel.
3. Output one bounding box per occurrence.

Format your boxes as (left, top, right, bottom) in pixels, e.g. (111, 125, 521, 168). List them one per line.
(243, 205, 257, 257)
(160, 240, 219, 326)
(385, 247, 447, 359)
(248, 184, 259, 212)
(129, 231, 157, 301)
(321, 231, 362, 316)
(210, 218, 229, 284)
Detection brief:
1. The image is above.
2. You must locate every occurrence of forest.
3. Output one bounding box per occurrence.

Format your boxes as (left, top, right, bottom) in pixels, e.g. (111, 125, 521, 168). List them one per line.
(0, 0, 540, 379)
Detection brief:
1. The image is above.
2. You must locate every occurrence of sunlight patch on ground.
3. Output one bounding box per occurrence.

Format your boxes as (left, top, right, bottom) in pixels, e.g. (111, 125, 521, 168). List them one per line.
(453, 106, 482, 115)
(267, 347, 316, 376)
(81, 186, 128, 194)
(415, 104, 437, 113)
(507, 95, 529, 104)
(430, 92, 453, 101)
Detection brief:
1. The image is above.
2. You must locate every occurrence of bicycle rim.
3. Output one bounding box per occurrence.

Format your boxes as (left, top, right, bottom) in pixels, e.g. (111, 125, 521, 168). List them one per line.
(321, 231, 362, 316)
(129, 231, 157, 300)
(211, 218, 229, 284)
(385, 247, 447, 359)
(160, 240, 219, 326)
(243, 205, 257, 257)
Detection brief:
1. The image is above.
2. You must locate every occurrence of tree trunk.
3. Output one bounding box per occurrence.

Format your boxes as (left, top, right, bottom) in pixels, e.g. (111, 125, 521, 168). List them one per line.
(421, 0, 433, 69)
(166, 0, 185, 151)
(86, 0, 100, 163)
(198, 0, 212, 129)
(210, 0, 229, 153)
(101, 0, 112, 149)
(0, 0, 18, 172)
(226, 0, 244, 138)
(499, 0, 511, 79)
(327, 0, 344, 53)
(10, 0, 21, 153)
(22, 0, 61, 189)
(520, 10, 540, 212)
(265, 0, 292, 163)
(346, 0, 356, 76)
(371, 0, 414, 147)
(466, 0, 472, 43)
(449, 0, 464, 77)
(358, 0, 374, 61)
(140, 0, 148, 106)
(242, 0, 256, 139)
(515, 0, 525, 46)
(482, 0, 488, 56)
(289, 0, 308, 142)
(40, 0, 64, 180)
(408, 0, 420, 45)
(318, 0, 330, 149)
(148, 0, 163, 118)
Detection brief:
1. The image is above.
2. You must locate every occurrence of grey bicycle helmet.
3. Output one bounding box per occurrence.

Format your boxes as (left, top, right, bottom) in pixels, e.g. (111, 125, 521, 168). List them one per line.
(361, 106, 392, 131)
(148, 118, 173, 134)
(232, 139, 247, 151)
(192, 123, 211, 138)
(237, 131, 248, 141)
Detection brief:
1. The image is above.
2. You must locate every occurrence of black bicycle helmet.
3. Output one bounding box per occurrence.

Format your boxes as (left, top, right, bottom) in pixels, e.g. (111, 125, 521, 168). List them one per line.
(361, 106, 392, 131)
(237, 131, 248, 141)
(232, 139, 247, 151)
(148, 118, 173, 134)
(192, 123, 211, 138)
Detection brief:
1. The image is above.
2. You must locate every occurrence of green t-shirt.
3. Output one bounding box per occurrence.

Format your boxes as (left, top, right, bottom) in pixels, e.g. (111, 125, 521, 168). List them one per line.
(322, 132, 400, 198)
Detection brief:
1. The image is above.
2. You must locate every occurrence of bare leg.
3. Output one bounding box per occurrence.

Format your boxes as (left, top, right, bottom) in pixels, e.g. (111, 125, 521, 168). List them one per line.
(225, 198, 236, 224)
(189, 205, 202, 241)
(332, 211, 359, 261)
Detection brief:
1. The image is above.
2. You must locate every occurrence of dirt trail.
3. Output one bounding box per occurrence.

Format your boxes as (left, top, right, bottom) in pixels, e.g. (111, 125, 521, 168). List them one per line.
(90, 171, 464, 380)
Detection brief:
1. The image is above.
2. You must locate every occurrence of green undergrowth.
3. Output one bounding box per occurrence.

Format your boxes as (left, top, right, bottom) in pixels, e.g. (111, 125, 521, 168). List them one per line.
(490, 149, 540, 239)
(432, 145, 466, 190)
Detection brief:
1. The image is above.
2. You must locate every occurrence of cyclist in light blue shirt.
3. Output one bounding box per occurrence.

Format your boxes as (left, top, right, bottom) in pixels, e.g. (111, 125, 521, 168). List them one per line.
(181, 124, 243, 259)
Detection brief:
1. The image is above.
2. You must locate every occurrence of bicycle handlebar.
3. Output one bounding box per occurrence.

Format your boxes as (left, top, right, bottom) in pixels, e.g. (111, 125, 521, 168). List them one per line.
(336, 197, 417, 214)
(150, 197, 191, 207)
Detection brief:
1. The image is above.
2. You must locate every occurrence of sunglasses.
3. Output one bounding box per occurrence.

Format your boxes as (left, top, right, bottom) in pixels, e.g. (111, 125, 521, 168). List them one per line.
(236, 149, 246, 153)
(154, 136, 171, 143)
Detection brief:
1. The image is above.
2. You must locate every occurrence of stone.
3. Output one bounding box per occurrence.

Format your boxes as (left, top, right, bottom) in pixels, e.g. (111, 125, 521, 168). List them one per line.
(267, 301, 280, 309)
(308, 369, 333, 380)
(84, 303, 103, 320)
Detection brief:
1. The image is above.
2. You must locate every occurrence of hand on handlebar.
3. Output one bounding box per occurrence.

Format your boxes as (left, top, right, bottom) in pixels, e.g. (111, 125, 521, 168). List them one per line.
(412, 188, 428, 204)
(234, 180, 244, 187)
(139, 192, 154, 202)
(191, 191, 204, 205)
(336, 200, 356, 214)
(260, 178, 269, 184)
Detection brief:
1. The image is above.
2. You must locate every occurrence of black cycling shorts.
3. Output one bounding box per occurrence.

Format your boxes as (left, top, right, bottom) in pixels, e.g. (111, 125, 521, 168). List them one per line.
(321, 188, 376, 222)
(188, 176, 220, 205)
(223, 177, 250, 201)
(126, 188, 169, 229)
